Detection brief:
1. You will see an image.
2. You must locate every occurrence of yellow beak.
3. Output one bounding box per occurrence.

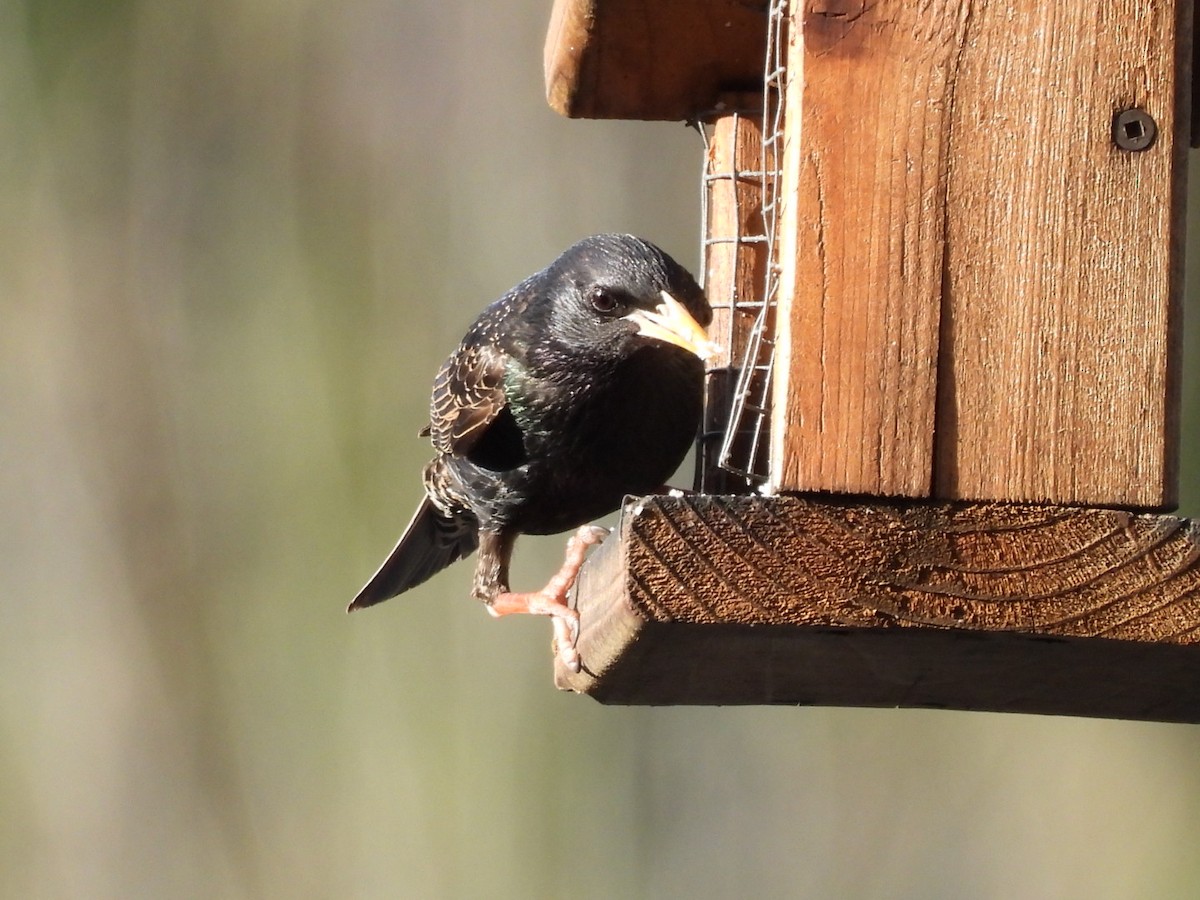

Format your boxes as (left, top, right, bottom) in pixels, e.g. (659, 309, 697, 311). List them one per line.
(625, 291, 720, 362)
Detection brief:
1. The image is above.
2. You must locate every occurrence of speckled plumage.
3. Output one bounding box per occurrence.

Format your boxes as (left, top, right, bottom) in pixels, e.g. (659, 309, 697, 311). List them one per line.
(350, 234, 712, 637)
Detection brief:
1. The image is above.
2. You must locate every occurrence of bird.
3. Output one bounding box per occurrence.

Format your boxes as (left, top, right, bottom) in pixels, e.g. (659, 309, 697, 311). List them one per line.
(350, 233, 716, 672)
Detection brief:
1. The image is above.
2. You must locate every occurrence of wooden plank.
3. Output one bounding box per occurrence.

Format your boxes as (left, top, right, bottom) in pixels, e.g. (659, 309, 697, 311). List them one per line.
(773, 0, 1190, 508)
(702, 95, 769, 372)
(772, 2, 961, 497)
(558, 495, 1200, 720)
(544, 0, 768, 121)
(698, 95, 771, 493)
(933, 0, 1189, 508)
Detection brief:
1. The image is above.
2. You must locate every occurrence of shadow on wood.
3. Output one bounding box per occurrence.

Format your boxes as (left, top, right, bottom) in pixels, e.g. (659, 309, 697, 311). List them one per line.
(559, 495, 1200, 722)
(545, 0, 768, 120)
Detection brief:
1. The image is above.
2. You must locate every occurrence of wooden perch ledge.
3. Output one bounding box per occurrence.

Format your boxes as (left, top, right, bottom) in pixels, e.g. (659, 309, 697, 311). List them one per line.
(559, 494, 1200, 722)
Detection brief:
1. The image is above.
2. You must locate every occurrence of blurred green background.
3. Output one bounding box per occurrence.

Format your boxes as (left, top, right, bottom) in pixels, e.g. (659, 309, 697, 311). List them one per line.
(4, 2, 1200, 898)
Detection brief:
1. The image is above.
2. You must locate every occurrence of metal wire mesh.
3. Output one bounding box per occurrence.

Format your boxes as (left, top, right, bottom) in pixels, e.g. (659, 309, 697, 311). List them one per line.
(695, 0, 786, 492)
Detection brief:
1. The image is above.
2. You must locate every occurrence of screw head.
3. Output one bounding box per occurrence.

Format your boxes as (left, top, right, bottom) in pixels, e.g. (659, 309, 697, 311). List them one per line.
(1113, 108, 1157, 151)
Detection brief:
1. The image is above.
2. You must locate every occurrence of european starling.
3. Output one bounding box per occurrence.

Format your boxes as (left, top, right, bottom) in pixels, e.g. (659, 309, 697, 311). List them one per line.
(350, 234, 715, 671)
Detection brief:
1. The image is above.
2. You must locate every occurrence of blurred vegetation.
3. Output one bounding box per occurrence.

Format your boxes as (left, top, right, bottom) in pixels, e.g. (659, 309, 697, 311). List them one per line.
(3, 2, 1200, 898)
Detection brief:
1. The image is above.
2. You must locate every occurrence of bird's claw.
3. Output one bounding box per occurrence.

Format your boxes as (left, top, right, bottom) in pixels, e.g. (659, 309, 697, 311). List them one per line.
(547, 525, 608, 672)
(580, 524, 612, 543)
(488, 591, 582, 672)
(550, 607, 582, 672)
(485, 524, 609, 673)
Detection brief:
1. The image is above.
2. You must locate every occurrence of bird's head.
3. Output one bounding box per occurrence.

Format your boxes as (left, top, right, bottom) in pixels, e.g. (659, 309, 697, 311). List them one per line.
(541, 234, 718, 366)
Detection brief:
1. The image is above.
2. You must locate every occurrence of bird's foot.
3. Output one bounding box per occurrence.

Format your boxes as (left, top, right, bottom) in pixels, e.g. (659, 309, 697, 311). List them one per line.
(544, 524, 610, 603)
(487, 525, 610, 672)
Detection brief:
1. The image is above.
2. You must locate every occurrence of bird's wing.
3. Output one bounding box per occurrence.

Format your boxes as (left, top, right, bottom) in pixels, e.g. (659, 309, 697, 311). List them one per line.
(427, 341, 510, 458)
(348, 493, 478, 610)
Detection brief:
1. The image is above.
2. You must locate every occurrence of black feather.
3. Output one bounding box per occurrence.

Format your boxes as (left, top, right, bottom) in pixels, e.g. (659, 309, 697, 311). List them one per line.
(349, 496, 477, 610)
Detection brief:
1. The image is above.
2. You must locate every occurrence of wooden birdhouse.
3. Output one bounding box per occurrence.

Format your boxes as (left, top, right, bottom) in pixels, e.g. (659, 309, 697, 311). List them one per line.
(546, 0, 1200, 720)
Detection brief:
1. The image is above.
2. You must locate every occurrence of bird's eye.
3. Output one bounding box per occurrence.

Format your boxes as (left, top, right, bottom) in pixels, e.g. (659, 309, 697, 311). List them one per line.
(589, 289, 620, 315)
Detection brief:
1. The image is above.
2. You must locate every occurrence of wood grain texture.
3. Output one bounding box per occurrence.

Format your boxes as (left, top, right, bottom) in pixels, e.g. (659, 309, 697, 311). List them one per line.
(934, 0, 1189, 508)
(698, 96, 771, 493)
(772, 0, 1190, 507)
(772, 2, 967, 498)
(544, 0, 768, 120)
(557, 494, 1200, 719)
(703, 96, 769, 371)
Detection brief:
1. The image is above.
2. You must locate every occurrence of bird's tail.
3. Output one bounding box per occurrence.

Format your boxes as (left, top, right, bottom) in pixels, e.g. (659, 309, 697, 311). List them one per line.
(349, 496, 478, 611)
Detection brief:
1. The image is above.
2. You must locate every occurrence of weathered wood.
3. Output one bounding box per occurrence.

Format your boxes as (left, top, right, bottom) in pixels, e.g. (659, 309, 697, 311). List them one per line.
(558, 495, 1200, 720)
(698, 95, 771, 493)
(544, 0, 768, 121)
(772, 0, 1190, 508)
(933, 0, 1189, 508)
(773, 3, 956, 498)
(703, 95, 769, 371)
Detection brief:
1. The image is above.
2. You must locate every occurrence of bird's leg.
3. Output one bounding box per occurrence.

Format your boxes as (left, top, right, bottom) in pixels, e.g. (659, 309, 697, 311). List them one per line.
(482, 525, 609, 673)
